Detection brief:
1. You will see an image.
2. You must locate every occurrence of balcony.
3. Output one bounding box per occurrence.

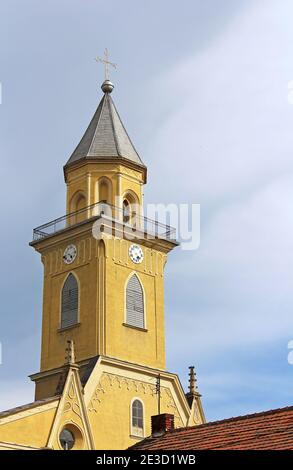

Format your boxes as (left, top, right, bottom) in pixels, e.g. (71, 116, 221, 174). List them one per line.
(31, 202, 177, 243)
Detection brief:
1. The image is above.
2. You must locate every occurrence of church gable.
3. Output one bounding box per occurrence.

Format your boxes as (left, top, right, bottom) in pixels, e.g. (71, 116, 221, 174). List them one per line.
(47, 364, 94, 450)
(82, 356, 202, 450)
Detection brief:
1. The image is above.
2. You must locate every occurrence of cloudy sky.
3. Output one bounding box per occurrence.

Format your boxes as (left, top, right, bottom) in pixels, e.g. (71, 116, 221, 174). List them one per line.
(1, 0, 293, 421)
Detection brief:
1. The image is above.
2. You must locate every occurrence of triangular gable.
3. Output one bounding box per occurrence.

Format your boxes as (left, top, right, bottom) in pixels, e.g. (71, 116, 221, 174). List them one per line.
(47, 365, 94, 450)
(83, 356, 204, 428)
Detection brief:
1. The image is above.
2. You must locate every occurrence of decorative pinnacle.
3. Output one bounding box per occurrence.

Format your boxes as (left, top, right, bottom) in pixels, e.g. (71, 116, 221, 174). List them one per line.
(188, 366, 198, 394)
(65, 340, 76, 365)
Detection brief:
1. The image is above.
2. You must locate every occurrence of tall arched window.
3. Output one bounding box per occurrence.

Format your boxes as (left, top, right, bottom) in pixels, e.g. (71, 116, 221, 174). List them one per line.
(69, 191, 87, 224)
(131, 399, 144, 437)
(98, 177, 112, 205)
(123, 199, 130, 223)
(122, 191, 139, 225)
(61, 274, 78, 329)
(126, 274, 145, 329)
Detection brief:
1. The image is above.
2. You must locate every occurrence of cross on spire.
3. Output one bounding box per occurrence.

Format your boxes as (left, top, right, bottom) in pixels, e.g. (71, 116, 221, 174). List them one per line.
(95, 48, 117, 81)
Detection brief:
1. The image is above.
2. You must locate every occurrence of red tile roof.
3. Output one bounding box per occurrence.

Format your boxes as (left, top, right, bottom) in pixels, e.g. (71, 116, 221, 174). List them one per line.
(130, 406, 293, 450)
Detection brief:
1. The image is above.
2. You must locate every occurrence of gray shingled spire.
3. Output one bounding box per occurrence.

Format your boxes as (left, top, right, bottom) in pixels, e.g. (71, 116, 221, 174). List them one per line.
(65, 80, 145, 167)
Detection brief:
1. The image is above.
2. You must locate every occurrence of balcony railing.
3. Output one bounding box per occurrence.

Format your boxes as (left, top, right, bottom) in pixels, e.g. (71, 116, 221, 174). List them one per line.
(32, 202, 176, 243)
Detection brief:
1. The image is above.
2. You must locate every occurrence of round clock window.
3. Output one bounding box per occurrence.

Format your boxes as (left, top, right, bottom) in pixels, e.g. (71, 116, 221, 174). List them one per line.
(63, 244, 77, 264)
(129, 244, 144, 264)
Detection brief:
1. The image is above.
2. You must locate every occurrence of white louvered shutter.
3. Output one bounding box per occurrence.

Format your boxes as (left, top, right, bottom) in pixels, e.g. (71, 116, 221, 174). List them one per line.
(61, 274, 78, 328)
(126, 274, 145, 328)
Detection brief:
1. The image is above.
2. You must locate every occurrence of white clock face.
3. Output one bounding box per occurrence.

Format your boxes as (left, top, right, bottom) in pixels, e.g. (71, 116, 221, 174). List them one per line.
(129, 244, 144, 264)
(63, 244, 77, 264)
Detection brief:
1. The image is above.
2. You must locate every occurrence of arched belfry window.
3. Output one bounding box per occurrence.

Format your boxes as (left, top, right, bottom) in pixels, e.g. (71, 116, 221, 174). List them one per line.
(61, 274, 78, 329)
(131, 399, 144, 437)
(122, 191, 140, 225)
(123, 199, 131, 223)
(69, 191, 87, 224)
(98, 177, 112, 205)
(126, 274, 145, 329)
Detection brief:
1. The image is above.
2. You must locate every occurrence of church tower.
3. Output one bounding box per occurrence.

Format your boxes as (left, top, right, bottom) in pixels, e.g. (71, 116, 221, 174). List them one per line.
(27, 76, 205, 449)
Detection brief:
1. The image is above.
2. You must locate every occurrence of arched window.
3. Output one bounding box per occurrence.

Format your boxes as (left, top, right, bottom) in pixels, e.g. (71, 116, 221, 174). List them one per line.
(98, 177, 112, 205)
(69, 191, 87, 224)
(123, 199, 131, 223)
(122, 191, 140, 224)
(61, 274, 78, 329)
(131, 399, 144, 437)
(126, 274, 145, 329)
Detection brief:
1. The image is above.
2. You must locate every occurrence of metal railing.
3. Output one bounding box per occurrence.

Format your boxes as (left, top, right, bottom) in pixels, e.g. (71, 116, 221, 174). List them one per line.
(32, 202, 176, 242)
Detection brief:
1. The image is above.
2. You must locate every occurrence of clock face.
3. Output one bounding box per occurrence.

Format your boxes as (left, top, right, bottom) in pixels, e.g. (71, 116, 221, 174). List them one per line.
(129, 244, 144, 264)
(63, 244, 77, 265)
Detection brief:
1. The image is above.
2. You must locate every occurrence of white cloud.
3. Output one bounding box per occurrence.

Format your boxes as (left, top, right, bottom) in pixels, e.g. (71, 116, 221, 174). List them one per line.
(150, 3, 293, 407)
(166, 175, 293, 360)
(147, 0, 293, 206)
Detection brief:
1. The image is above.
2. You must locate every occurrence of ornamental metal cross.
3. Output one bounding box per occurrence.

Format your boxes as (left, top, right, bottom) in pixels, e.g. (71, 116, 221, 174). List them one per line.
(95, 48, 117, 81)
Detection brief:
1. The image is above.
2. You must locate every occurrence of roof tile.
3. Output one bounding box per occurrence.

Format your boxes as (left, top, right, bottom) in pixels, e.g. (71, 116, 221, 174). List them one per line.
(65, 93, 144, 167)
(130, 406, 293, 450)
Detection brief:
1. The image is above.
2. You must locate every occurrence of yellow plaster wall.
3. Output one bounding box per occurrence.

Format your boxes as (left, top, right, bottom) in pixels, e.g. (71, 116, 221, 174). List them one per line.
(0, 406, 57, 448)
(104, 237, 166, 369)
(87, 371, 186, 450)
(38, 225, 167, 379)
(65, 162, 144, 214)
(40, 234, 99, 371)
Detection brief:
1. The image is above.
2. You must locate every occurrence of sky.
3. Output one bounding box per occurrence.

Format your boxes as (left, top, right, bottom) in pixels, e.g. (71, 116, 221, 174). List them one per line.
(1, 0, 293, 421)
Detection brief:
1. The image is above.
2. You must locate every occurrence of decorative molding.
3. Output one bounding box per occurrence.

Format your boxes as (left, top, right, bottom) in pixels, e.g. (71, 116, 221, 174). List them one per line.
(88, 372, 184, 427)
(120, 166, 142, 181)
(63, 381, 82, 420)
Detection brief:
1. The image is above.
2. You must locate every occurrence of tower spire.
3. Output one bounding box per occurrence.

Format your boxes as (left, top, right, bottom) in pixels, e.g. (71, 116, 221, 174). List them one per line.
(64, 79, 145, 169)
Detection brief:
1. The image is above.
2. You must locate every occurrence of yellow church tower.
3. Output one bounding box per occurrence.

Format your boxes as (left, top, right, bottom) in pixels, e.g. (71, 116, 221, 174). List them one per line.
(0, 75, 205, 450)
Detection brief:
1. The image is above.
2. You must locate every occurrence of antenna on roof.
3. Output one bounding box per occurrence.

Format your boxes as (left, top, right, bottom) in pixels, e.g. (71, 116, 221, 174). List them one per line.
(156, 374, 161, 415)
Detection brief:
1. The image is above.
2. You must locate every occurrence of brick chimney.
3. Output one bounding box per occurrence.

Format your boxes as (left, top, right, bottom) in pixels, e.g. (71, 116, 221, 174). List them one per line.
(151, 413, 174, 437)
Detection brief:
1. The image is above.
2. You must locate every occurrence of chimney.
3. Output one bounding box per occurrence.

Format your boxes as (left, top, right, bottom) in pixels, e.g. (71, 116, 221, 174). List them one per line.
(151, 413, 174, 437)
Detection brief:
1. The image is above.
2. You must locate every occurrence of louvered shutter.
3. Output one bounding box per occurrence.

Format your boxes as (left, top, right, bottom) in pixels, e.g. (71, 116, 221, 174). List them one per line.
(126, 275, 145, 328)
(61, 274, 78, 329)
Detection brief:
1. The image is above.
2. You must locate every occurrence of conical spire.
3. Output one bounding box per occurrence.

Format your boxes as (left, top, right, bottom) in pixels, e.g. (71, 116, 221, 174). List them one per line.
(65, 81, 145, 168)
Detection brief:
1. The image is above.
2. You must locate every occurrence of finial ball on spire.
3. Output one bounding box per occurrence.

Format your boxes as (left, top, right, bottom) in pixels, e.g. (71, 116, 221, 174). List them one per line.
(101, 80, 114, 94)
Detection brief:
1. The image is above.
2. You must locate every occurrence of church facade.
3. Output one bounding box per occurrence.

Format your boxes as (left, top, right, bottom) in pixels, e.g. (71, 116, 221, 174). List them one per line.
(0, 78, 205, 450)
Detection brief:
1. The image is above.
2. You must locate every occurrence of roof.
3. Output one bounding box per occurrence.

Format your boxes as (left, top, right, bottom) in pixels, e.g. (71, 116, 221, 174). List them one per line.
(0, 396, 58, 420)
(130, 406, 293, 450)
(65, 91, 145, 168)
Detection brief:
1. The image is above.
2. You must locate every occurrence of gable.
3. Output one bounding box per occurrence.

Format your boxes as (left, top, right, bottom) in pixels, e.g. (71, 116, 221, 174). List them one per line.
(47, 366, 94, 450)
